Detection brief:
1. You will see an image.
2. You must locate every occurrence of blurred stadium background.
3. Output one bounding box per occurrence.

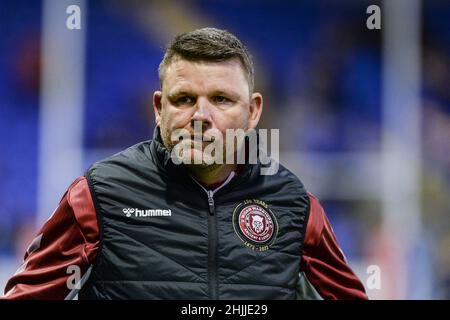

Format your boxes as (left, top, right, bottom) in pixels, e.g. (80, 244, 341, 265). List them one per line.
(0, 0, 449, 299)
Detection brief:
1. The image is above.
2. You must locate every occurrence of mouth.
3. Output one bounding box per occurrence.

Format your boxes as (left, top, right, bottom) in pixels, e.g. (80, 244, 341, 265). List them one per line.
(190, 135, 215, 142)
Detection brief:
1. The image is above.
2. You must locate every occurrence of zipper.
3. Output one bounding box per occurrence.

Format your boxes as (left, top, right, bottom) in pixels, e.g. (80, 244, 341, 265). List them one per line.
(207, 190, 215, 215)
(192, 172, 236, 300)
(207, 190, 218, 299)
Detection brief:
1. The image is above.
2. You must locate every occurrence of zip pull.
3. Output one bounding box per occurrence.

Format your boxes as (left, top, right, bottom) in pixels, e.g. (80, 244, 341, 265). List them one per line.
(207, 190, 215, 215)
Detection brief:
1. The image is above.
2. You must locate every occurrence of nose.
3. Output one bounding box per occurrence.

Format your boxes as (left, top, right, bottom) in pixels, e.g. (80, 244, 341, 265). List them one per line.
(191, 97, 213, 129)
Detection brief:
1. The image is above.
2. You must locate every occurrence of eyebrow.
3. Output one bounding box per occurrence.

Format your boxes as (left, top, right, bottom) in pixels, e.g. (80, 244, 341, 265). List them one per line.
(167, 88, 241, 100)
(210, 90, 236, 97)
(211, 90, 241, 102)
(167, 91, 194, 99)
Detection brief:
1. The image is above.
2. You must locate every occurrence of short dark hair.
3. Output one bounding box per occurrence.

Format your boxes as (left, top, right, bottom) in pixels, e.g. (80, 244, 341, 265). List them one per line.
(158, 27, 254, 93)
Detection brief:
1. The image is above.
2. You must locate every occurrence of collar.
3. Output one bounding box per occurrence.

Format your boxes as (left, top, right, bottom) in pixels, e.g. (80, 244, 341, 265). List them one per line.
(150, 126, 257, 186)
(150, 126, 173, 169)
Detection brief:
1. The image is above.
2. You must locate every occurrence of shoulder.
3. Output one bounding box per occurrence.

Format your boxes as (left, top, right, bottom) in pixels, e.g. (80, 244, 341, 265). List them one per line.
(86, 140, 153, 178)
(264, 162, 308, 201)
(90, 141, 152, 169)
(258, 159, 307, 190)
(276, 163, 306, 191)
(264, 163, 324, 242)
(254, 162, 310, 215)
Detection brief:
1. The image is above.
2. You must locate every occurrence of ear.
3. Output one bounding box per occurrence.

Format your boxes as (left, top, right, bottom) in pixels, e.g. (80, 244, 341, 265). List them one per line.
(247, 92, 263, 130)
(153, 91, 162, 126)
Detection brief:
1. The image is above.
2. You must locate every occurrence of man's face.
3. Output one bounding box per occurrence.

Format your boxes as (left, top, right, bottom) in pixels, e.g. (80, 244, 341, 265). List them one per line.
(153, 57, 262, 166)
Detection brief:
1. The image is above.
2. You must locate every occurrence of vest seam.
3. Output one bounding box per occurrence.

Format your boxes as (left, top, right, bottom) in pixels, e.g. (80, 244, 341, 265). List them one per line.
(300, 192, 311, 255)
(82, 168, 106, 298)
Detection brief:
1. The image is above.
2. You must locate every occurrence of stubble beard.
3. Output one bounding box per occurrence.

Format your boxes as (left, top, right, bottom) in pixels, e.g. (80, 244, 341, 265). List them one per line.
(161, 126, 224, 170)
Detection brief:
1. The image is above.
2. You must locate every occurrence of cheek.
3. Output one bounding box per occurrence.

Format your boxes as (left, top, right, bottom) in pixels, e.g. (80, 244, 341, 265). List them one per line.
(215, 107, 249, 130)
(161, 107, 193, 131)
(159, 108, 193, 149)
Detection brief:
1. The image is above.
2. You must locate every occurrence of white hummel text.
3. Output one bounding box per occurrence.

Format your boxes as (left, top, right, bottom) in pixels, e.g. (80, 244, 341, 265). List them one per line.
(122, 208, 172, 218)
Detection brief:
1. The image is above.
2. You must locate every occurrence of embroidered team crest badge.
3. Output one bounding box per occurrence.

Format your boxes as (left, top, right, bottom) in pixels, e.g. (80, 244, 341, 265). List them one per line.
(232, 199, 278, 251)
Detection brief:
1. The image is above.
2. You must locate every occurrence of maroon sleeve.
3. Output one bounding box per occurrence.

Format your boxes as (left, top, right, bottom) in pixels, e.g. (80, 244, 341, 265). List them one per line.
(1, 177, 99, 300)
(300, 192, 368, 300)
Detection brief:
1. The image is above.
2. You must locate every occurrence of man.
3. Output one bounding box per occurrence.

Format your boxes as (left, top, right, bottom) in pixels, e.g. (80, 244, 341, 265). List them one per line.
(2, 28, 367, 300)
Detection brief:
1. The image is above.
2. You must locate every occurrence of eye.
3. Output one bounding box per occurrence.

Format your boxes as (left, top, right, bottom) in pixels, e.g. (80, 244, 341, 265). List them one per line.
(213, 95, 230, 104)
(175, 96, 195, 105)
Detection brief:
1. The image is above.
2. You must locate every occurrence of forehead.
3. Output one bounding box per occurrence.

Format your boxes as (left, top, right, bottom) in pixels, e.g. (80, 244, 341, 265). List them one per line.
(162, 58, 249, 94)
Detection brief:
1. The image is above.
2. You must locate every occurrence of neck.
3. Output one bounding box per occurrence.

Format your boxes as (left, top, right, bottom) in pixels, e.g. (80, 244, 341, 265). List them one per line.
(186, 163, 237, 187)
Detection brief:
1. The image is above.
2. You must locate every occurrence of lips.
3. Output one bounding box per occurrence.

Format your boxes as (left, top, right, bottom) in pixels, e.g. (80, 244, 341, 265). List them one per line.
(191, 135, 215, 142)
